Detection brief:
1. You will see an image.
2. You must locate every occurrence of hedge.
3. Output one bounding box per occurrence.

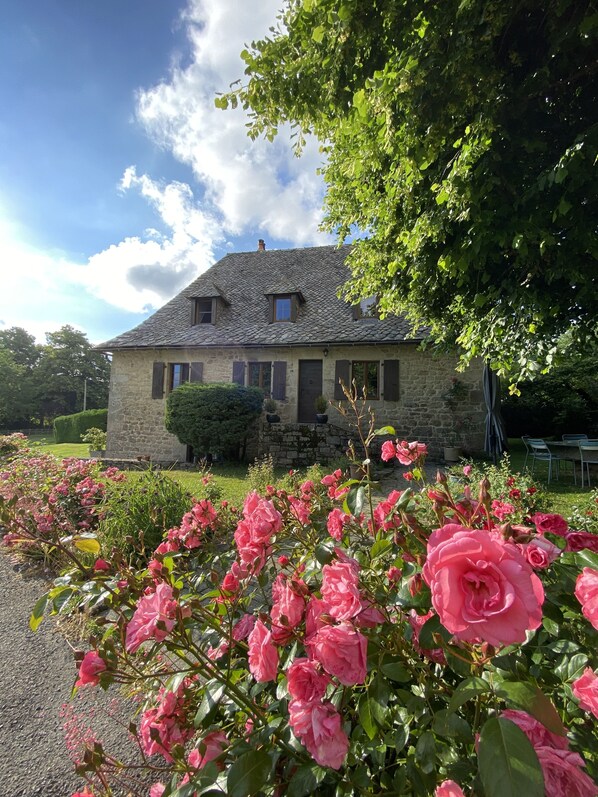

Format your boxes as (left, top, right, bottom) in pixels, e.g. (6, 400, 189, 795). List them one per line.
(53, 409, 108, 443)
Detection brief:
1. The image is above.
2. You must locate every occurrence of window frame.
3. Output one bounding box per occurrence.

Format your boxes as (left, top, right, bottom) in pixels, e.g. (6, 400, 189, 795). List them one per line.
(247, 361, 272, 395)
(273, 295, 293, 322)
(168, 362, 190, 392)
(353, 296, 379, 320)
(351, 360, 380, 400)
(193, 297, 215, 325)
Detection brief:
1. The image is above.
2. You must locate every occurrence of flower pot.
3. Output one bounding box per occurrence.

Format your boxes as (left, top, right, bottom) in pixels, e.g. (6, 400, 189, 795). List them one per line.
(266, 413, 280, 424)
(315, 413, 328, 424)
(443, 446, 462, 464)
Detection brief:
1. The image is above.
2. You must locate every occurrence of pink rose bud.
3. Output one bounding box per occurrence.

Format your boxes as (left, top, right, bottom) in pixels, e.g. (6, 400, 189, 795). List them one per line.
(93, 558, 109, 572)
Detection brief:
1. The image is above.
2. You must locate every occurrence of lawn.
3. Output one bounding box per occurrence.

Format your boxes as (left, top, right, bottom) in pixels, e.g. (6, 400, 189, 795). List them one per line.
(27, 437, 592, 517)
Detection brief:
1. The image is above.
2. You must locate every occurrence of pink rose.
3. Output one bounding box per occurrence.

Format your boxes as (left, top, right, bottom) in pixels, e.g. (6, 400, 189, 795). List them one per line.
(187, 731, 228, 770)
(572, 667, 598, 720)
(326, 508, 350, 540)
(149, 785, 166, 797)
(566, 531, 598, 553)
(575, 568, 598, 630)
(270, 574, 305, 643)
(288, 700, 349, 769)
(491, 500, 516, 521)
(423, 526, 544, 646)
(286, 658, 330, 702)
(435, 781, 465, 797)
(310, 622, 367, 685)
(531, 513, 569, 536)
(139, 687, 193, 762)
(93, 558, 110, 572)
(321, 561, 363, 621)
(125, 583, 178, 653)
(75, 650, 106, 687)
(305, 596, 327, 641)
(247, 619, 278, 682)
(387, 566, 402, 583)
(501, 709, 568, 750)
(523, 536, 561, 569)
(534, 747, 597, 797)
(232, 613, 256, 641)
(395, 440, 427, 465)
(380, 440, 396, 462)
(463, 465, 472, 477)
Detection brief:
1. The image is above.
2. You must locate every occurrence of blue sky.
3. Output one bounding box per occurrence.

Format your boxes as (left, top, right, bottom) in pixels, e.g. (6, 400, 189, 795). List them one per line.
(0, 0, 329, 345)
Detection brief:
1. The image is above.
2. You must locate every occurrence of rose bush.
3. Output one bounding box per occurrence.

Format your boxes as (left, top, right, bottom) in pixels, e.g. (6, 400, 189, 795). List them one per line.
(3, 414, 598, 796)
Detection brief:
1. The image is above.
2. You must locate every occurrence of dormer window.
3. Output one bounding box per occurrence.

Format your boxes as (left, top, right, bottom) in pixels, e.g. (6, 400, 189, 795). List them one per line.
(266, 290, 305, 323)
(192, 297, 218, 325)
(353, 296, 379, 320)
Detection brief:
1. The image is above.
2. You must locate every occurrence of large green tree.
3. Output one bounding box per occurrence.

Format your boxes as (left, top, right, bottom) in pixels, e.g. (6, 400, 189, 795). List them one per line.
(223, 0, 597, 383)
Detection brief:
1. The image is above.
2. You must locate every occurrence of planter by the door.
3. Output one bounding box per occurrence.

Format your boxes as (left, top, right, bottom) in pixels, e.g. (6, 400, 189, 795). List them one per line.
(266, 413, 280, 424)
(315, 413, 328, 424)
(443, 446, 462, 464)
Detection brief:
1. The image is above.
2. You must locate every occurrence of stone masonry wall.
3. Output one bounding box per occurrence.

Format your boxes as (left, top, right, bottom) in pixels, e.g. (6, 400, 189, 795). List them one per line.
(106, 344, 486, 463)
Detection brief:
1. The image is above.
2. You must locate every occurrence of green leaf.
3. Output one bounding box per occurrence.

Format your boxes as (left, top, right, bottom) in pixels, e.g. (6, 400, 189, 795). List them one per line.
(74, 536, 101, 555)
(227, 750, 272, 797)
(374, 425, 396, 436)
(495, 681, 566, 737)
(370, 538, 392, 559)
(448, 676, 491, 714)
(417, 613, 450, 649)
(358, 694, 377, 740)
(478, 717, 544, 797)
(414, 730, 436, 774)
(381, 661, 411, 682)
(288, 764, 325, 797)
(345, 485, 365, 517)
(311, 25, 325, 43)
(29, 593, 48, 631)
(194, 681, 225, 728)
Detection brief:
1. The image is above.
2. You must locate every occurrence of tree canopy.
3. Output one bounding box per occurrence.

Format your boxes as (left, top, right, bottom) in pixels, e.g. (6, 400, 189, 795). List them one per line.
(0, 325, 110, 428)
(222, 0, 598, 383)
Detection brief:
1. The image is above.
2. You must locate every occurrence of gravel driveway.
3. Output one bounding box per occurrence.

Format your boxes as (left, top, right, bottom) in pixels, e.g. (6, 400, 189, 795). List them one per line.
(0, 553, 141, 797)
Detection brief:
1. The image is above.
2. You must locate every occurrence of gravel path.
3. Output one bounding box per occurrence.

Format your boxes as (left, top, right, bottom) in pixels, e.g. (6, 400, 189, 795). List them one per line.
(0, 553, 139, 797)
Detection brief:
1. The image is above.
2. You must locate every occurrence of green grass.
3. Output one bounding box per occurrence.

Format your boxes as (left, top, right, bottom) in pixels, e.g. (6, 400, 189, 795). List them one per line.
(27, 437, 590, 517)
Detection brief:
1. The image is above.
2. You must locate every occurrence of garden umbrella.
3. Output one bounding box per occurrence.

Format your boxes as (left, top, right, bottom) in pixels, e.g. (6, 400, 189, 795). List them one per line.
(483, 363, 508, 464)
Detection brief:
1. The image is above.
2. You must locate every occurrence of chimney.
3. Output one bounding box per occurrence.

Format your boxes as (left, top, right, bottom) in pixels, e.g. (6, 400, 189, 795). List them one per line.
(258, 239, 266, 251)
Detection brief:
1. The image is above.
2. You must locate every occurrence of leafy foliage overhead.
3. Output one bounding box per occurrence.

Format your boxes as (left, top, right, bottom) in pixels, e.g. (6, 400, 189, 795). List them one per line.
(222, 0, 598, 384)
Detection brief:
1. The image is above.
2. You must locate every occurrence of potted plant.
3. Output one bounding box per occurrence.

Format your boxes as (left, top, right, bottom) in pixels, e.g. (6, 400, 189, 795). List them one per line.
(81, 427, 107, 458)
(263, 398, 280, 424)
(314, 394, 328, 423)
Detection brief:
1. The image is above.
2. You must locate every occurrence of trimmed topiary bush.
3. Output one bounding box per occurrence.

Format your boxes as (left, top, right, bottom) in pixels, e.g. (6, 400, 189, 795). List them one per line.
(165, 382, 264, 460)
(53, 409, 108, 443)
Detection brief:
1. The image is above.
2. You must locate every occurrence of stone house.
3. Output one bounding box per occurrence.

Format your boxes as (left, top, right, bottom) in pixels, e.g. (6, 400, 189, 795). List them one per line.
(99, 242, 485, 465)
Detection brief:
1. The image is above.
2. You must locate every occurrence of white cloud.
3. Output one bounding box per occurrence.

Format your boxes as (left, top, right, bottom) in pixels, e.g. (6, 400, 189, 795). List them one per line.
(136, 0, 329, 246)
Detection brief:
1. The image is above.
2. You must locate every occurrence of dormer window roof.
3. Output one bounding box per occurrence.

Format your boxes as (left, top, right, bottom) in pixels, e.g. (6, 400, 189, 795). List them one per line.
(189, 287, 230, 326)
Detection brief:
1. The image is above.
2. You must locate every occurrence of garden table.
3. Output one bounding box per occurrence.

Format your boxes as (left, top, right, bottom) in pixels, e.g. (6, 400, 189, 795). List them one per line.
(545, 440, 598, 484)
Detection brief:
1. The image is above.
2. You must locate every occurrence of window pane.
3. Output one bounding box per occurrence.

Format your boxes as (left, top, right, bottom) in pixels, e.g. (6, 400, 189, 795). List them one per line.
(248, 362, 272, 394)
(274, 297, 292, 321)
(195, 299, 212, 324)
(171, 364, 184, 389)
(352, 361, 379, 399)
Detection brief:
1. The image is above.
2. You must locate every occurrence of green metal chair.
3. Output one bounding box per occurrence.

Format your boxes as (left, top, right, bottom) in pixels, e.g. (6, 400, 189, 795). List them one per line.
(579, 441, 598, 488)
(528, 438, 561, 484)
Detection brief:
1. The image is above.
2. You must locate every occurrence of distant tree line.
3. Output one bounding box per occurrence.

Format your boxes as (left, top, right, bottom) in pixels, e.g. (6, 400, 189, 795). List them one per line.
(0, 325, 110, 429)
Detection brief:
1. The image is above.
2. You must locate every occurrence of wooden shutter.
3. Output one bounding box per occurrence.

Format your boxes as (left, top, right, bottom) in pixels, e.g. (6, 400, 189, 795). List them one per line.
(383, 360, 400, 401)
(190, 362, 204, 383)
(232, 361, 245, 385)
(151, 361, 165, 399)
(272, 361, 287, 400)
(334, 360, 351, 400)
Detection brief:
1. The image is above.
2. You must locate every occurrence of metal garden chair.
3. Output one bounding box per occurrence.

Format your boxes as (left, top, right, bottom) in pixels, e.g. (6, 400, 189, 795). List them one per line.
(579, 441, 598, 488)
(528, 438, 561, 484)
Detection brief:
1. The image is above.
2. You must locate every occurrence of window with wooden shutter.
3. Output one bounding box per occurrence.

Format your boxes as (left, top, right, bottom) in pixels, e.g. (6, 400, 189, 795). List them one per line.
(334, 360, 351, 400)
(168, 363, 190, 392)
(272, 361, 287, 400)
(190, 362, 204, 383)
(232, 361, 245, 385)
(151, 362, 165, 399)
(383, 360, 400, 401)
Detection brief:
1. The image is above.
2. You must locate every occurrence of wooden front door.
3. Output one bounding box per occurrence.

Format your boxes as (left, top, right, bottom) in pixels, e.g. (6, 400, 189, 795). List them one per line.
(297, 360, 323, 423)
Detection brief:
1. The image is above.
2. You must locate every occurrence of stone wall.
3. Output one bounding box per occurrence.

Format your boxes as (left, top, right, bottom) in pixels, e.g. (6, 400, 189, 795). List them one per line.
(258, 422, 350, 468)
(105, 343, 486, 463)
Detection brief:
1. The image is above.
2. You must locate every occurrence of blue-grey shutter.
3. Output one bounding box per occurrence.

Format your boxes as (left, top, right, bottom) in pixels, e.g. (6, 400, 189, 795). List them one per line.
(151, 362, 165, 399)
(272, 361, 287, 400)
(232, 361, 245, 385)
(383, 360, 400, 401)
(334, 360, 351, 400)
(190, 362, 203, 383)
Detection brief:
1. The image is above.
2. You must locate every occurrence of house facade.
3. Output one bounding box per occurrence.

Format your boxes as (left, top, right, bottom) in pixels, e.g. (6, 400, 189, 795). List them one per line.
(99, 244, 486, 464)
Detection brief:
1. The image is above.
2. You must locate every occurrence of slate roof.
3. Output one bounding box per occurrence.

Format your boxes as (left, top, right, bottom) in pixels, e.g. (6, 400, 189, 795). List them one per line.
(98, 244, 424, 350)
